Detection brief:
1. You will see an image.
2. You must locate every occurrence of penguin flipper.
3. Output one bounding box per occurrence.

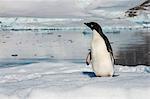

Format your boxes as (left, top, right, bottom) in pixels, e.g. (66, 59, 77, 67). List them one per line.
(110, 53, 115, 65)
(86, 51, 92, 65)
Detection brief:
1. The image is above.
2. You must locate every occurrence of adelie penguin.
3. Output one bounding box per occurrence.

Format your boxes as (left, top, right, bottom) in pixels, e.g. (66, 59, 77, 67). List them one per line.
(84, 22, 114, 77)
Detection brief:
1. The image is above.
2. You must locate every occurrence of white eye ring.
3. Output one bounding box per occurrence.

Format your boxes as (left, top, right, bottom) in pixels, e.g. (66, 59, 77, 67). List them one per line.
(91, 24, 94, 27)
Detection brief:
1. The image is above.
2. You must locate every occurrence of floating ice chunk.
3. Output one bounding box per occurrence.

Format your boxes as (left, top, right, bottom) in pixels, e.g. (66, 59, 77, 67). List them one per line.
(144, 67, 150, 73)
(115, 65, 150, 73)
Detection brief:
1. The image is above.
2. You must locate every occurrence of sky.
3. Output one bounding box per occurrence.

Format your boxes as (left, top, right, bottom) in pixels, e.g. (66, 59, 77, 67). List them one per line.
(0, 0, 92, 17)
(0, 0, 145, 17)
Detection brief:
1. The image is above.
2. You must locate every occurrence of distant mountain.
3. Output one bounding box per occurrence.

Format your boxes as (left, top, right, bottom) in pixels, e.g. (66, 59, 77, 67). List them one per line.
(125, 0, 150, 17)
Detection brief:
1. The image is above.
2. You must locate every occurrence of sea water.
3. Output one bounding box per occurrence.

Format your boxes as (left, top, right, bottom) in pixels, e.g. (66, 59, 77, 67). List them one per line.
(0, 18, 149, 68)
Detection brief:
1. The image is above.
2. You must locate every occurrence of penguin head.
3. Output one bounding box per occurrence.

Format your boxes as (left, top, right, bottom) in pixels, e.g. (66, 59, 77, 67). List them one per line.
(84, 22, 102, 33)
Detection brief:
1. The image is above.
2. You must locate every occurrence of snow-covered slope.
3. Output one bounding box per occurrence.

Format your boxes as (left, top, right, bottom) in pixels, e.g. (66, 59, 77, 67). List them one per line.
(0, 0, 150, 30)
(0, 0, 148, 18)
(0, 0, 149, 30)
(125, 0, 150, 17)
(0, 61, 150, 99)
(125, 0, 150, 28)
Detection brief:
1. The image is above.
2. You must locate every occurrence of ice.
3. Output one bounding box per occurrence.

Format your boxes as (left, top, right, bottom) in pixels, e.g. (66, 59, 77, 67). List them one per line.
(0, 61, 150, 99)
(0, 17, 148, 32)
(115, 65, 150, 73)
(0, 17, 85, 31)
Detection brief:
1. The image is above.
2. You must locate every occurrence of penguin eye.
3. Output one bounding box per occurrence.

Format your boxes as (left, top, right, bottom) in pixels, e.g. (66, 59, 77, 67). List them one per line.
(91, 24, 94, 27)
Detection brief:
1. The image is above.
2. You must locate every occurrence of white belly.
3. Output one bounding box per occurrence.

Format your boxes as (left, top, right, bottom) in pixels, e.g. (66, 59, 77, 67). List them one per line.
(91, 30, 114, 77)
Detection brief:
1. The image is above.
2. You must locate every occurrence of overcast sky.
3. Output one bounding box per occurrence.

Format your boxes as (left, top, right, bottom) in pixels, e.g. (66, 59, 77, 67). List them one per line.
(0, 0, 91, 17)
(0, 0, 144, 17)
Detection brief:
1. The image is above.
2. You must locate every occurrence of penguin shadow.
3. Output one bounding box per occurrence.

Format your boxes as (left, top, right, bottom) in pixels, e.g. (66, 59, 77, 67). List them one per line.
(82, 71, 96, 78)
(82, 71, 119, 78)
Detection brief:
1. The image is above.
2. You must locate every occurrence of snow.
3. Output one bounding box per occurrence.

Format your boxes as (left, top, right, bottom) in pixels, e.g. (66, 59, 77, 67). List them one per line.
(0, 61, 150, 99)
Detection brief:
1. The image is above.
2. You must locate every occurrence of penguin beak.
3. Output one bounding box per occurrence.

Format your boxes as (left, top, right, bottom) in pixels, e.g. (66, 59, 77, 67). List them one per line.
(84, 22, 89, 27)
(84, 22, 91, 28)
(84, 23, 87, 25)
